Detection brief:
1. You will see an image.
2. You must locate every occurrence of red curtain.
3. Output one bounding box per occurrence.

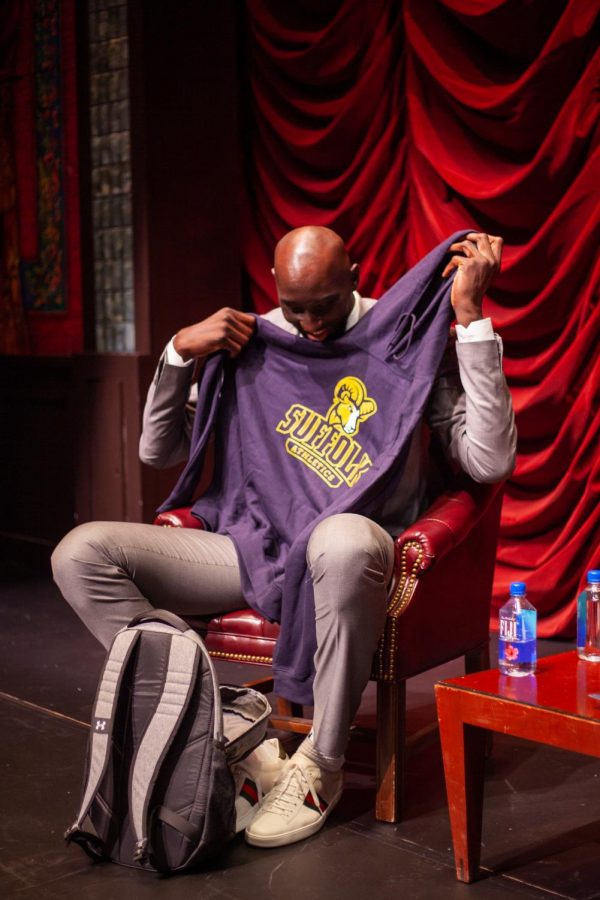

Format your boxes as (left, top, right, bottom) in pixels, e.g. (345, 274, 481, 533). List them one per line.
(240, 0, 600, 635)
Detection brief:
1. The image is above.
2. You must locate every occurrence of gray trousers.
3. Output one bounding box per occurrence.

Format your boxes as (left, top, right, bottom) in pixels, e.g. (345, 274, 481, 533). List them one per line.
(51, 513, 394, 759)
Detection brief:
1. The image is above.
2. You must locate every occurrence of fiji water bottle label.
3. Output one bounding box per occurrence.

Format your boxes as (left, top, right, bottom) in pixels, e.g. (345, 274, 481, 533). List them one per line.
(499, 610, 537, 665)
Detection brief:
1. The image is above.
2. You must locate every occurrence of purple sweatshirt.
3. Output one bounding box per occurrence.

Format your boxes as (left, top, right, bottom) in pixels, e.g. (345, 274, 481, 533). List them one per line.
(160, 233, 464, 703)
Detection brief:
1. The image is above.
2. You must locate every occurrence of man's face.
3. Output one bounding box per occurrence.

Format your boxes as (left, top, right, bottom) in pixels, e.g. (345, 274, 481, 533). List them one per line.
(275, 263, 359, 342)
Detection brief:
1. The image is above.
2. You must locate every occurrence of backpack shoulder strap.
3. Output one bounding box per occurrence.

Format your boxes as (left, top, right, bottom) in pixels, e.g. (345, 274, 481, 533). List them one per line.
(65, 627, 140, 851)
(129, 631, 202, 866)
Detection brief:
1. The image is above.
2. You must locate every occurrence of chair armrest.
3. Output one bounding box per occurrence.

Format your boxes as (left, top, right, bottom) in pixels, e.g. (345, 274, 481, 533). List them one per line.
(394, 480, 503, 575)
(153, 508, 205, 529)
(375, 479, 504, 681)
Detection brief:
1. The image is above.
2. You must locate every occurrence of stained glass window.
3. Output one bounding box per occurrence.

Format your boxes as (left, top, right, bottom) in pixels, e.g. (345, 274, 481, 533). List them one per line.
(88, 0, 135, 351)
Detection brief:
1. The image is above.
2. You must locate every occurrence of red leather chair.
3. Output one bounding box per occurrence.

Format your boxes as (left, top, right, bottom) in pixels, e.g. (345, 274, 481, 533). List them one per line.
(154, 477, 503, 822)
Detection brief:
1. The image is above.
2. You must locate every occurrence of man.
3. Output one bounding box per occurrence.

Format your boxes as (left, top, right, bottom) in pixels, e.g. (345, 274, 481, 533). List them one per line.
(52, 227, 516, 848)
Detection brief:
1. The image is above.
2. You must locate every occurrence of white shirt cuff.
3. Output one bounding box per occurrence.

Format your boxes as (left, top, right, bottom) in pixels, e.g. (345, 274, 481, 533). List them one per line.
(455, 318, 494, 343)
(165, 337, 194, 367)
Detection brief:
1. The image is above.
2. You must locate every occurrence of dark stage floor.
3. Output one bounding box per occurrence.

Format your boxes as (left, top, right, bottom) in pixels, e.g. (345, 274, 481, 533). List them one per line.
(2, 571, 600, 900)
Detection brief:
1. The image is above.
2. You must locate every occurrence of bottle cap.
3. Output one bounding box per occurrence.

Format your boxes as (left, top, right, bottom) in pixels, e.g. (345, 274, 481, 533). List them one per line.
(510, 581, 526, 596)
(588, 570, 600, 584)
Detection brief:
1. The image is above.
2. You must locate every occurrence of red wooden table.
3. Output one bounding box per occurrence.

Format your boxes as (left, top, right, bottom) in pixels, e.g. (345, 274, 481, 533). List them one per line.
(435, 650, 600, 883)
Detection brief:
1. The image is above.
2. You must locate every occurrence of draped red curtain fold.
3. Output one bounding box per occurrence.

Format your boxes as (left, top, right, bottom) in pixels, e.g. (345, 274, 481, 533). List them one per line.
(240, 0, 600, 635)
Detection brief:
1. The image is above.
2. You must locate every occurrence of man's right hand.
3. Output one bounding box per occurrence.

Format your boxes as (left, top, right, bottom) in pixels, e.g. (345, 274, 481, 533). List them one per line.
(173, 308, 256, 362)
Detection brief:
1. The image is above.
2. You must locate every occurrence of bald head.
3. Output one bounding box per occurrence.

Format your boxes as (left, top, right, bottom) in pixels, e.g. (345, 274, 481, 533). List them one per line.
(274, 226, 350, 283)
(272, 226, 359, 342)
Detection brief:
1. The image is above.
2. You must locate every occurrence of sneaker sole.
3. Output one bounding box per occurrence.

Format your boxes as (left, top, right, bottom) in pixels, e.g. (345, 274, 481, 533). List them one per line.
(245, 785, 343, 848)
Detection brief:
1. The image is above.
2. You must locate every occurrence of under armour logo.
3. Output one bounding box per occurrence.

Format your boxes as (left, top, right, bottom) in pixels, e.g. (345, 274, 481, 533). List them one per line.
(95, 719, 107, 732)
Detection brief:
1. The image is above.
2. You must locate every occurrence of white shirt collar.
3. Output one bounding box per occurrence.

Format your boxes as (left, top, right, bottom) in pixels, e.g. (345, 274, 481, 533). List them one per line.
(343, 291, 362, 332)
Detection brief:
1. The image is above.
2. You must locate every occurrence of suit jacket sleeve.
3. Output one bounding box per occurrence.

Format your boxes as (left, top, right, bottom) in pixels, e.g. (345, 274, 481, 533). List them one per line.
(139, 349, 197, 469)
(426, 334, 517, 483)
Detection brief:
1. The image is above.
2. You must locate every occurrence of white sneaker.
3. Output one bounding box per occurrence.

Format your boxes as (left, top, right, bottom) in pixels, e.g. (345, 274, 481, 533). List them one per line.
(231, 738, 288, 833)
(244, 748, 343, 848)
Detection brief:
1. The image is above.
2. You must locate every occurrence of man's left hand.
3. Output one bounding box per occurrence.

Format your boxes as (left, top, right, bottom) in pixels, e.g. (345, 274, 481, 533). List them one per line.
(441, 232, 503, 327)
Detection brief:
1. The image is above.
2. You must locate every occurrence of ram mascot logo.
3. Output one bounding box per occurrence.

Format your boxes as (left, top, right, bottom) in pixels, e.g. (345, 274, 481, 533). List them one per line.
(326, 377, 377, 436)
(275, 375, 378, 488)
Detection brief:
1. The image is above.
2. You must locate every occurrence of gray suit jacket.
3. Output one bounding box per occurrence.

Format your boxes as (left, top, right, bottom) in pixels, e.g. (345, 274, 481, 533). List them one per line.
(140, 305, 516, 535)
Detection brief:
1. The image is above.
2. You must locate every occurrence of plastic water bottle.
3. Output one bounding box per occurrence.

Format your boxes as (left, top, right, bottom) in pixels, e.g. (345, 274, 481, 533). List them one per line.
(498, 582, 537, 676)
(577, 570, 600, 662)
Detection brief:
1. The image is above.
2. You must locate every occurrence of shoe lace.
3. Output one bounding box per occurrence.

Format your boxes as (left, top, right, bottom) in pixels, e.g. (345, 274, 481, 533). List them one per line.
(260, 761, 316, 815)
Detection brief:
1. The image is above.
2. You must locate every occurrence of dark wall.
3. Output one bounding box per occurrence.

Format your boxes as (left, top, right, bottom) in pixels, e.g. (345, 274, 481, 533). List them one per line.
(0, 0, 242, 568)
(129, 0, 242, 357)
(0, 357, 74, 571)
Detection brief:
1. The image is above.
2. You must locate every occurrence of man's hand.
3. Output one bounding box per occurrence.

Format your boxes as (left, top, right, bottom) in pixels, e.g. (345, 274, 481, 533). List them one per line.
(173, 308, 256, 362)
(441, 232, 503, 327)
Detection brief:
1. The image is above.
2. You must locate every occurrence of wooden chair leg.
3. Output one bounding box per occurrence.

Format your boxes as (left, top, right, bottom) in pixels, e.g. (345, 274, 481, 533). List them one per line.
(268, 697, 313, 735)
(276, 697, 304, 718)
(375, 680, 406, 823)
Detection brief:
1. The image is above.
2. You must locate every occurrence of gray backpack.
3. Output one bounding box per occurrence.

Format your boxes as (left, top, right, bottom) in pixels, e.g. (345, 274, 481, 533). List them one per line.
(64, 610, 271, 874)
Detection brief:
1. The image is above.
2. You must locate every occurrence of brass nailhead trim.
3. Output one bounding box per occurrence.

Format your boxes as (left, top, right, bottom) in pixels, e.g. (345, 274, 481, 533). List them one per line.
(376, 540, 425, 681)
(208, 649, 273, 665)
